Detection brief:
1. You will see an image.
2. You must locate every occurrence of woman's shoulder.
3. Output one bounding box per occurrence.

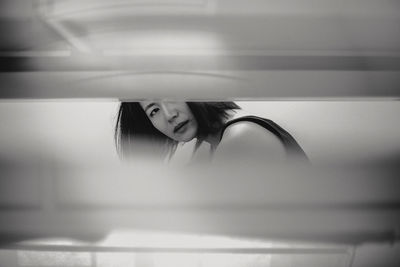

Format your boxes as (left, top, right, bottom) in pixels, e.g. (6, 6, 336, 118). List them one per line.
(221, 116, 280, 142)
(223, 119, 272, 140)
(215, 116, 286, 161)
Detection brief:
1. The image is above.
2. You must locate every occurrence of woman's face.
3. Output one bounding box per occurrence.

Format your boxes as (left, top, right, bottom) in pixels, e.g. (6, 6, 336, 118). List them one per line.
(140, 101, 198, 142)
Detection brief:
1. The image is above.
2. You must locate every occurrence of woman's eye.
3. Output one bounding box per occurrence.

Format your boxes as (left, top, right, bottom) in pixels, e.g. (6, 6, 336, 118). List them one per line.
(149, 108, 159, 117)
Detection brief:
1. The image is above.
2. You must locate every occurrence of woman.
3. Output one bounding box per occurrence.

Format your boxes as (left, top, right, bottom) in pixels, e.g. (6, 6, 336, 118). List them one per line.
(115, 101, 308, 163)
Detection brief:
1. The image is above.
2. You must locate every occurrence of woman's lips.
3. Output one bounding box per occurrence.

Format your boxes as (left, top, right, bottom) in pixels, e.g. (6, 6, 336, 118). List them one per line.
(174, 120, 189, 133)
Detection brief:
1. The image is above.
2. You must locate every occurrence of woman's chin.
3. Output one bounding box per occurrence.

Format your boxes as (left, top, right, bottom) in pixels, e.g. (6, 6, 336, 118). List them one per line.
(177, 135, 195, 142)
(175, 131, 197, 142)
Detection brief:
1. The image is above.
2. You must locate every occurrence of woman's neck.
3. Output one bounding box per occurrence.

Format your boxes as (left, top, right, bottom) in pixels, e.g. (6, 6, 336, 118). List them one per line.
(203, 129, 223, 152)
(195, 118, 231, 153)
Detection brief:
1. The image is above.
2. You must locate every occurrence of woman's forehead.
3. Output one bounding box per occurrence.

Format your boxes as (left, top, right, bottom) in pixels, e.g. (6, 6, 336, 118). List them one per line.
(139, 101, 187, 108)
(139, 100, 154, 109)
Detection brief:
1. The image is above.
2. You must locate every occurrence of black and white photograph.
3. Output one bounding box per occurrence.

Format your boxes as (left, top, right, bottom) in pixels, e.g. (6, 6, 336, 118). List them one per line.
(0, 1, 400, 266)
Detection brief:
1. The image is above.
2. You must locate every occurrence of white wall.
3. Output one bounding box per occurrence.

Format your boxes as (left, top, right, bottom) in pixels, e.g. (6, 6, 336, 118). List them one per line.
(0, 101, 399, 165)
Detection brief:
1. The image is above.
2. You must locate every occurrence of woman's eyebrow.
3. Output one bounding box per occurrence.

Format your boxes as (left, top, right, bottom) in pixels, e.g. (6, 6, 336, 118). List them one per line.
(144, 103, 156, 112)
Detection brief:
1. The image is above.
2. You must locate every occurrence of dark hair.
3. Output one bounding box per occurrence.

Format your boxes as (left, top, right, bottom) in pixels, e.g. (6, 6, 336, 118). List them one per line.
(115, 102, 240, 159)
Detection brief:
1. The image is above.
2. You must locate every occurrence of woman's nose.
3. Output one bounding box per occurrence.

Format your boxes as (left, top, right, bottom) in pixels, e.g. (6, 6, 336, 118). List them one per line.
(160, 103, 178, 122)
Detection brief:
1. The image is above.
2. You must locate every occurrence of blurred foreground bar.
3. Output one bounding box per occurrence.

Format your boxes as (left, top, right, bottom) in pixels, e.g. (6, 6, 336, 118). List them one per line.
(1, 70, 400, 100)
(0, 159, 399, 246)
(1, 0, 400, 99)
